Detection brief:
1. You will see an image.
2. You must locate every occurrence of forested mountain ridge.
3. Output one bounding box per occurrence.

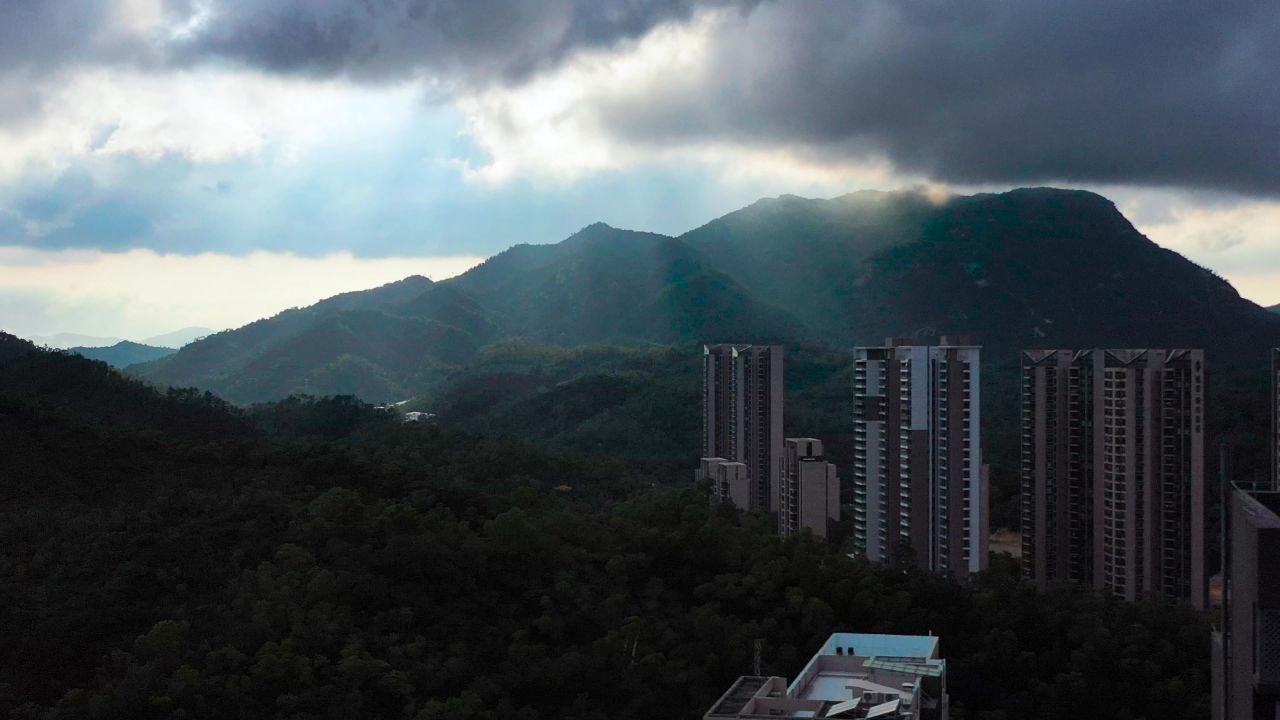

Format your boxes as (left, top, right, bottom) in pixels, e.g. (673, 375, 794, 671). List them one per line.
(130, 224, 807, 402)
(0, 338, 1212, 719)
(129, 187, 1280, 405)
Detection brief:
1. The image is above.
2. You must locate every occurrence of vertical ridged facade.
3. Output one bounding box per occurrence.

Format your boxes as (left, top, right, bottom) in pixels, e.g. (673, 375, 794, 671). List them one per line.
(1021, 349, 1205, 608)
(702, 344, 784, 513)
(1273, 348, 1280, 489)
(853, 338, 986, 577)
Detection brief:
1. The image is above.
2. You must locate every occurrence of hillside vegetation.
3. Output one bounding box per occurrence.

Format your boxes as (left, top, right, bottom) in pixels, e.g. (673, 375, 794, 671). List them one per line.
(117, 188, 1280, 532)
(131, 188, 1280, 405)
(0, 335, 1211, 719)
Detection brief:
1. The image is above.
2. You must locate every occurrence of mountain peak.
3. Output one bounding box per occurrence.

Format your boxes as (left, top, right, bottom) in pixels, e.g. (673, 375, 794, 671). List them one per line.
(68, 341, 175, 369)
(561, 221, 618, 245)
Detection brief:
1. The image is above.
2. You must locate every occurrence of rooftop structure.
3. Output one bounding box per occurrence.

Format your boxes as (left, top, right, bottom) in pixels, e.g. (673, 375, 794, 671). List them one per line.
(705, 633, 949, 720)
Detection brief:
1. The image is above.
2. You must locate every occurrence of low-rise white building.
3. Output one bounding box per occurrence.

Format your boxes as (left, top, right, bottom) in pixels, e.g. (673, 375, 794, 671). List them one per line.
(704, 633, 949, 720)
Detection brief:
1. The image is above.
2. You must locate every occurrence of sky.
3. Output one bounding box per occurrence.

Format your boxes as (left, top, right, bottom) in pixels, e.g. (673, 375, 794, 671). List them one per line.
(1, 0, 1278, 341)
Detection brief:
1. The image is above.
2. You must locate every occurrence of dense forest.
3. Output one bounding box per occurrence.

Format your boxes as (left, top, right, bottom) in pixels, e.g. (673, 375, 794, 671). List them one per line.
(0, 333, 1211, 719)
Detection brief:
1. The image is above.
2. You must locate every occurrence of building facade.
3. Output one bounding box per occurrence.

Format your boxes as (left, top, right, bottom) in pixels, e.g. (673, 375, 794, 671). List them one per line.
(702, 344, 784, 513)
(1273, 349, 1280, 490)
(779, 438, 841, 539)
(1212, 488, 1280, 720)
(699, 457, 751, 511)
(1020, 350, 1096, 589)
(704, 632, 949, 720)
(852, 337, 987, 577)
(1020, 349, 1206, 608)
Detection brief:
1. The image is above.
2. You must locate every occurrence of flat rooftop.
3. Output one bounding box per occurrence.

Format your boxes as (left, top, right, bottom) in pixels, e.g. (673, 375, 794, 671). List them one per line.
(705, 633, 946, 720)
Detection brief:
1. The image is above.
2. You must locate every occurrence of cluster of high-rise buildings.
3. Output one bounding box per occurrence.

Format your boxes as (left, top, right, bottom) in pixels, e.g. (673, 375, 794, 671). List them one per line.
(697, 344, 841, 539)
(696, 338, 989, 575)
(696, 341, 1280, 717)
(695, 340, 1216, 602)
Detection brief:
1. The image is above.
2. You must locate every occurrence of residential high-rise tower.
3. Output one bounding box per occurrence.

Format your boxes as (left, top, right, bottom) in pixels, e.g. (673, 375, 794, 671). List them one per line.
(852, 337, 987, 577)
(1020, 350, 1096, 589)
(1212, 487, 1280, 720)
(702, 344, 784, 513)
(1272, 348, 1280, 489)
(1020, 349, 1206, 608)
(779, 438, 840, 539)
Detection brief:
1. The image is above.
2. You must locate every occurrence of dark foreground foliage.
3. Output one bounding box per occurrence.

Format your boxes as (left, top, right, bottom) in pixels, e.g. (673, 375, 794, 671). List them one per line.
(0, 335, 1209, 719)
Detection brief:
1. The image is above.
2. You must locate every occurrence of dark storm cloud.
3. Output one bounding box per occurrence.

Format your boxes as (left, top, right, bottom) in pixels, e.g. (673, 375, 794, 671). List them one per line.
(0, 1, 106, 71)
(0, 0, 110, 122)
(171, 0, 755, 86)
(2, 0, 1277, 197)
(591, 0, 1280, 195)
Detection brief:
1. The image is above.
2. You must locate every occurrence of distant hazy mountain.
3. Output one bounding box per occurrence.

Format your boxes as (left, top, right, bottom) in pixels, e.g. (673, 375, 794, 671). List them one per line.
(68, 341, 175, 368)
(25, 326, 214, 351)
(141, 326, 214, 348)
(130, 187, 1280, 403)
(28, 332, 125, 350)
(1269, 303, 1279, 314)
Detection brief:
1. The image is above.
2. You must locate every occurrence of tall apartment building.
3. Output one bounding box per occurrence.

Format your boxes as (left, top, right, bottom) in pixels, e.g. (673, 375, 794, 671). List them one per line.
(1020, 349, 1206, 608)
(1272, 348, 1280, 489)
(1020, 350, 1096, 589)
(779, 438, 840, 539)
(704, 632, 949, 720)
(702, 344, 784, 513)
(852, 338, 987, 577)
(1212, 488, 1280, 720)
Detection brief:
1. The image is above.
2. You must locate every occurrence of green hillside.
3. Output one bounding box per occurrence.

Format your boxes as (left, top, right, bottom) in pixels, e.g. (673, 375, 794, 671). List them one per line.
(120, 188, 1280, 527)
(132, 188, 1280, 404)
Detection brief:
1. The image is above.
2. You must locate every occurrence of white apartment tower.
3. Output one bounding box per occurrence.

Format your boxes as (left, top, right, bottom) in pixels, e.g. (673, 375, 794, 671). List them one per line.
(852, 337, 987, 577)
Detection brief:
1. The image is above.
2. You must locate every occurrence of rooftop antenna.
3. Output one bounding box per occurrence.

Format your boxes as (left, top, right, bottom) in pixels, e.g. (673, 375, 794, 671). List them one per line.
(754, 639, 763, 676)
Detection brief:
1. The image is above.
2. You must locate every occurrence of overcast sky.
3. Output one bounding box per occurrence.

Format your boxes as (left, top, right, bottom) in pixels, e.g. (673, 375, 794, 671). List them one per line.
(2, 0, 1278, 340)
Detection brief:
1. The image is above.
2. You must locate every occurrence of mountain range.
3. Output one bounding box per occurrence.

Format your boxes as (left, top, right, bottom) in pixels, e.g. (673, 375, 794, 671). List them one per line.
(28, 326, 213, 350)
(129, 187, 1280, 404)
(68, 341, 175, 368)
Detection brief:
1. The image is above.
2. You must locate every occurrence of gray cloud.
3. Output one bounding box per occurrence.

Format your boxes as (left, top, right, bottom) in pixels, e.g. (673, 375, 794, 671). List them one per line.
(0, 0, 750, 122)
(590, 0, 1280, 195)
(170, 0, 754, 86)
(2, 0, 1278, 197)
(0, 1, 108, 123)
(0, 1, 106, 72)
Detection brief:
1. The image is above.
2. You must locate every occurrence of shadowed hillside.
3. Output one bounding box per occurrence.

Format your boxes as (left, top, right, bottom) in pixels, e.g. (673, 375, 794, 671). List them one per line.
(0, 334, 1212, 720)
(132, 188, 1280, 405)
(120, 188, 1280, 528)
